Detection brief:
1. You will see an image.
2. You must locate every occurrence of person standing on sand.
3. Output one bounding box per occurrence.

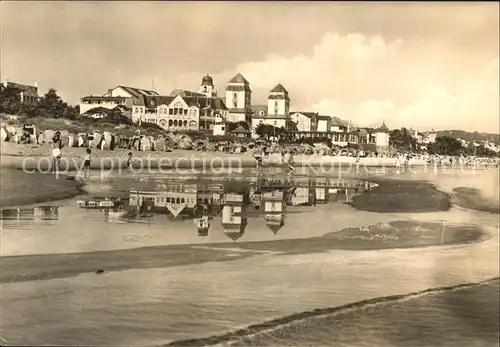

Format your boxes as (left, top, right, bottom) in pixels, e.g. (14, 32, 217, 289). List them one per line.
(126, 152, 133, 171)
(252, 146, 263, 173)
(282, 149, 295, 175)
(82, 148, 92, 179)
(51, 131, 63, 175)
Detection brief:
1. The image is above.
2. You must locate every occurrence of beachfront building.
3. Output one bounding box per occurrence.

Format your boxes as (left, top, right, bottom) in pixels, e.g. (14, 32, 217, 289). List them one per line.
(2, 79, 39, 104)
(225, 73, 253, 124)
(415, 130, 438, 144)
(138, 93, 228, 132)
(262, 189, 286, 234)
(221, 191, 248, 241)
(132, 75, 228, 132)
(80, 85, 159, 117)
(250, 84, 293, 138)
(288, 112, 332, 139)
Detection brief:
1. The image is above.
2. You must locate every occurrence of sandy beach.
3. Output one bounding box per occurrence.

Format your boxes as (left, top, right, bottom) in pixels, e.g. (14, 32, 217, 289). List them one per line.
(1, 141, 428, 172)
(1, 147, 498, 346)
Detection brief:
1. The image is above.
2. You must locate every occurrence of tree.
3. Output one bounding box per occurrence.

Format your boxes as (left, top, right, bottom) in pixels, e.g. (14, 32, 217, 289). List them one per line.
(389, 127, 416, 151)
(0, 84, 22, 115)
(427, 136, 463, 155)
(33, 88, 79, 119)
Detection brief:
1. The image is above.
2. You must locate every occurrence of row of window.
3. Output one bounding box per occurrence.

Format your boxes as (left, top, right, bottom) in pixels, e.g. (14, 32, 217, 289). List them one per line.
(135, 107, 196, 116)
(157, 119, 198, 128)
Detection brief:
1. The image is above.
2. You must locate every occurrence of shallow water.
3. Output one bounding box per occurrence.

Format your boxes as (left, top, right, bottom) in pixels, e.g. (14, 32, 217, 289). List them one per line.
(1, 168, 499, 346)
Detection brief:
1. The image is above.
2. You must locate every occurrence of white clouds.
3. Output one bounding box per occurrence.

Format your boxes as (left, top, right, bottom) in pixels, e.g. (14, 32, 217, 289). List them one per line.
(205, 32, 498, 132)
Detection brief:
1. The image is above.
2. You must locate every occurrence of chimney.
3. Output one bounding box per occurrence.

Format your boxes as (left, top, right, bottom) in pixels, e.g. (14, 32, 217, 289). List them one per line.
(108, 89, 113, 97)
(33, 81, 39, 89)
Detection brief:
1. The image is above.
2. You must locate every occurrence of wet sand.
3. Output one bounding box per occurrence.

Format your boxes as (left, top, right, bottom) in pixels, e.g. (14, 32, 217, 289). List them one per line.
(0, 168, 83, 208)
(166, 277, 499, 347)
(0, 220, 488, 284)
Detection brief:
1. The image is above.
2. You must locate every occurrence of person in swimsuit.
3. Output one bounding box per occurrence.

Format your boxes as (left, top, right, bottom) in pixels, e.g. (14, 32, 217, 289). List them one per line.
(253, 146, 263, 172)
(51, 131, 63, 175)
(282, 150, 295, 175)
(82, 148, 92, 178)
(126, 152, 133, 171)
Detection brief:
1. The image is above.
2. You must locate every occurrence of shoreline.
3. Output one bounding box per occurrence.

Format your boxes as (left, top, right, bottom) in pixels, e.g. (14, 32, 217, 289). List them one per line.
(0, 168, 84, 208)
(164, 277, 500, 347)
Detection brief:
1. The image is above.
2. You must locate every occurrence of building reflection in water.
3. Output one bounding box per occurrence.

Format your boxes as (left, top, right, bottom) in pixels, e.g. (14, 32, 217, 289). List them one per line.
(76, 176, 377, 241)
(221, 187, 249, 241)
(0, 206, 59, 228)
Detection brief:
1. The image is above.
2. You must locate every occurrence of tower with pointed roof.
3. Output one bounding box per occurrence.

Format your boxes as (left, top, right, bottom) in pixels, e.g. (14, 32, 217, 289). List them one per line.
(267, 83, 290, 118)
(225, 73, 253, 125)
(198, 74, 217, 97)
(260, 83, 292, 132)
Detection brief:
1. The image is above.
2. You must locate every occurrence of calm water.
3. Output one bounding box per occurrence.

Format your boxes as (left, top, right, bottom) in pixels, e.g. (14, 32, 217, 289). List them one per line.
(1, 168, 499, 346)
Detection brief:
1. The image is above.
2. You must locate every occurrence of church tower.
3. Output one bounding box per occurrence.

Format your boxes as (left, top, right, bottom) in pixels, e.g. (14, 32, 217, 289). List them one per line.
(225, 73, 253, 124)
(198, 74, 217, 97)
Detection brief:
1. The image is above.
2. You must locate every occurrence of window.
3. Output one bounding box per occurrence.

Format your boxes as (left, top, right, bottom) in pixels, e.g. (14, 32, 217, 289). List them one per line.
(233, 93, 238, 108)
(274, 101, 278, 115)
(135, 108, 138, 113)
(184, 109, 188, 115)
(203, 86, 207, 92)
(168, 120, 173, 126)
(174, 120, 178, 126)
(274, 120, 277, 126)
(221, 126, 225, 131)
(183, 120, 187, 127)
(169, 108, 173, 115)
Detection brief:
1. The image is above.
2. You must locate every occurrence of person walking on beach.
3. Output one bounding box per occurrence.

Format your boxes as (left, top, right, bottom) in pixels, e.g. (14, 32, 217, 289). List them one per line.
(82, 148, 92, 179)
(126, 152, 133, 171)
(51, 131, 63, 175)
(282, 149, 295, 175)
(252, 146, 264, 173)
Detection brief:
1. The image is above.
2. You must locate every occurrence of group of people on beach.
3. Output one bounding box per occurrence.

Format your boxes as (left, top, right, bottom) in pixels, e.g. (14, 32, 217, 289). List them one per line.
(50, 132, 135, 179)
(252, 146, 295, 175)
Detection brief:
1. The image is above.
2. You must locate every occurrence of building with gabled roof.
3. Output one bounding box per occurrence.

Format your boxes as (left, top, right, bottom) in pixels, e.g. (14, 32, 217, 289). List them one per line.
(137, 85, 228, 131)
(80, 85, 159, 117)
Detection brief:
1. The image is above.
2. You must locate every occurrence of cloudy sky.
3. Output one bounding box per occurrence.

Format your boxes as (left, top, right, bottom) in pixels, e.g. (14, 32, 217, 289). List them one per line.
(1, 1, 498, 131)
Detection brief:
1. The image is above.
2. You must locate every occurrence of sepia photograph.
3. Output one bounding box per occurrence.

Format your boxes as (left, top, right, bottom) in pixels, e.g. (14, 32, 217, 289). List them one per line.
(0, 1, 499, 346)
